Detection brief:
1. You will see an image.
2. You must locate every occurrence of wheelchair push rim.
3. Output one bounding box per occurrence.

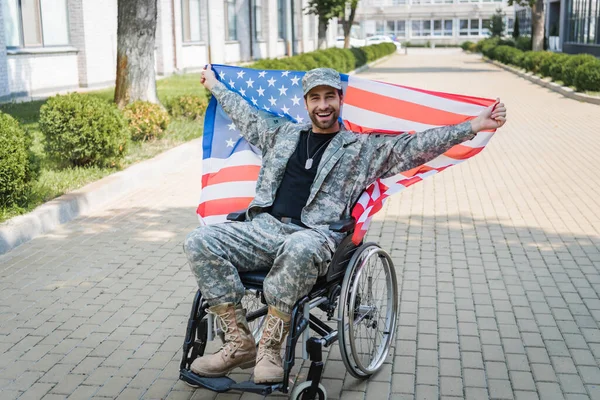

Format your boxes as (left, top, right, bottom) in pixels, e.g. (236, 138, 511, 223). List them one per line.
(338, 243, 398, 378)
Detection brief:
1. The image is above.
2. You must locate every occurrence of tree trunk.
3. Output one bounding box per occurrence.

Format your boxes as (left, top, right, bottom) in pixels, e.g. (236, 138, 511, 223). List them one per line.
(114, 0, 159, 108)
(531, 0, 545, 51)
(318, 18, 328, 49)
(343, 4, 357, 49)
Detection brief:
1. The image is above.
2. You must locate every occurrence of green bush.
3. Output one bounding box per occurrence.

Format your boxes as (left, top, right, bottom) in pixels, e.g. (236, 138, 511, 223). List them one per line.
(295, 54, 319, 70)
(574, 59, 600, 92)
(0, 113, 37, 206)
(539, 53, 569, 78)
(40, 93, 129, 168)
(515, 36, 532, 51)
(492, 45, 524, 66)
(167, 94, 208, 120)
(547, 54, 570, 81)
(350, 47, 368, 67)
(123, 101, 170, 141)
(248, 43, 394, 73)
(562, 54, 598, 86)
(520, 51, 553, 73)
(460, 41, 474, 51)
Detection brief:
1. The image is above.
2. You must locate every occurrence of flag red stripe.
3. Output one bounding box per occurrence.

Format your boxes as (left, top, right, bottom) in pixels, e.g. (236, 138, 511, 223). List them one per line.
(202, 165, 261, 187)
(344, 87, 472, 126)
(197, 197, 254, 217)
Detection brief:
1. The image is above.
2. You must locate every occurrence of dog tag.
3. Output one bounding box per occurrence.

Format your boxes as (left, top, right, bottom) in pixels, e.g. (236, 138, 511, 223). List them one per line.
(305, 158, 313, 169)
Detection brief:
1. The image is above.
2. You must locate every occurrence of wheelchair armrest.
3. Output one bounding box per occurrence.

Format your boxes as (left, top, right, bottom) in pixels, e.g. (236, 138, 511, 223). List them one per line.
(328, 217, 356, 233)
(226, 209, 248, 222)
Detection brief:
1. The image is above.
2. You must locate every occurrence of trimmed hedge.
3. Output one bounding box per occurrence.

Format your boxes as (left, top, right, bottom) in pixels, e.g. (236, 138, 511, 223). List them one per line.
(0, 113, 37, 206)
(470, 37, 600, 92)
(40, 93, 130, 168)
(249, 43, 396, 73)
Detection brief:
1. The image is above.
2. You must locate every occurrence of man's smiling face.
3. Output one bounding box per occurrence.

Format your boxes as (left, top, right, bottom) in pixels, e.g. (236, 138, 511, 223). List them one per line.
(304, 85, 343, 133)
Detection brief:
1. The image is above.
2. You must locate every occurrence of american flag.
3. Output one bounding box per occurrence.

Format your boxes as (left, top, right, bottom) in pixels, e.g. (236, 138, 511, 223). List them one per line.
(197, 64, 496, 244)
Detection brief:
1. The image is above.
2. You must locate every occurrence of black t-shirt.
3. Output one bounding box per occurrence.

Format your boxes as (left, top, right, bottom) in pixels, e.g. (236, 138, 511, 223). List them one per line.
(269, 129, 338, 220)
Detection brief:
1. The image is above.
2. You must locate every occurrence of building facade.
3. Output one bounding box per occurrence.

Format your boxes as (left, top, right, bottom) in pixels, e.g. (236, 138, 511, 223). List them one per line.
(355, 0, 514, 46)
(0, 0, 336, 101)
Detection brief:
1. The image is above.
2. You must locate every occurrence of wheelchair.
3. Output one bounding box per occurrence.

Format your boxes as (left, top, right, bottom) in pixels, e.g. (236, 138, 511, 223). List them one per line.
(179, 211, 399, 399)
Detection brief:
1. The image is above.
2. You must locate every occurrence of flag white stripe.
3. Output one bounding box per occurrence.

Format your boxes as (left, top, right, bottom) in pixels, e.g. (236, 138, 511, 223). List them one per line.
(199, 181, 257, 203)
(199, 214, 230, 225)
(203, 150, 262, 174)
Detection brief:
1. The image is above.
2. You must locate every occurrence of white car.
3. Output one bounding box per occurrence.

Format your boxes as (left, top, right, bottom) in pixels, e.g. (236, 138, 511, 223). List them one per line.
(365, 35, 402, 50)
(334, 36, 366, 48)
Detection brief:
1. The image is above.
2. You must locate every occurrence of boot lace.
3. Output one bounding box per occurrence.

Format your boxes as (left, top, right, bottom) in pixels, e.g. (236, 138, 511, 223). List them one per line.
(257, 314, 286, 364)
(208, 308, 240, 357)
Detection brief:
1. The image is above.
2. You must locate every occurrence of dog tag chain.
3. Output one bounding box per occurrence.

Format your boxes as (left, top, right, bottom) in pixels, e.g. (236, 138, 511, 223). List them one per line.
(305, 130, 334, 170)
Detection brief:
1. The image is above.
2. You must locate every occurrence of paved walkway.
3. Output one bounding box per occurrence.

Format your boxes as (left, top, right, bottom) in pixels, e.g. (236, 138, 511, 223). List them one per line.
(1, 49, 600, 400)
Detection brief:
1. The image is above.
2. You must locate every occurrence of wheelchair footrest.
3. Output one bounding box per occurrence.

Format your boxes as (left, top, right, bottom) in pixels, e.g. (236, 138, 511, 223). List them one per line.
(179, 369, 282, 395)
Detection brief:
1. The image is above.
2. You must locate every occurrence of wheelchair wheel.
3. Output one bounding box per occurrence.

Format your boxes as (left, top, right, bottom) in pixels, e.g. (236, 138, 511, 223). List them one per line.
(289, 381, 327, 400)
(241, 289, 266, 342)
(338, 243, 398, 378)
(213, 290, 266, 344)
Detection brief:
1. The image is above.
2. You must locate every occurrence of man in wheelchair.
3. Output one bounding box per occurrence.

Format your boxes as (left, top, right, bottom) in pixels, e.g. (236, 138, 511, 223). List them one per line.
(184, 66, 507, 385)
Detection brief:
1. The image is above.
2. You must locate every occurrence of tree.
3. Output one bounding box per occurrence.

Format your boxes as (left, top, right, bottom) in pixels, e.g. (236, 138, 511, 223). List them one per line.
(489, 8, 506, 37)
(512, 14, 520, 38)
(338, 0, 359, 49)
(306, 0, 345, 49)
(508, 0, 545, 51)
(114, 0, 160, 108)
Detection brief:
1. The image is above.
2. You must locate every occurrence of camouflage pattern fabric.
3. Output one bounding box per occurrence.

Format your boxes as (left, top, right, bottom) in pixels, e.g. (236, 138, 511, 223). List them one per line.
(302, 68, 342, 95)
(184, 213, 333, 313)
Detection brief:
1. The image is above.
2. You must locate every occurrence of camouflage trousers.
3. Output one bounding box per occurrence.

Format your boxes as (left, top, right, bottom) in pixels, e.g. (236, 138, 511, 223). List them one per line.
(183, 213, 335, 314)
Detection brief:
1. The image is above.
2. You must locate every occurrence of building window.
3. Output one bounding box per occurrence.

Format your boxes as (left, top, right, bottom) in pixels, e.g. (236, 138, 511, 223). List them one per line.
(392, 0, 406, 4)
(376, 21, 385, 34)
(383, 20, 406, 37)
(412, 19, 452, 37)
(516, 8, 532, 35)
(482, 18, 491, 36)
(182, 0, 201, 42)
(225, 0, 237, 41)
(470, 18, 481, 35)
(567, 0, 600, 44)
(459, 18, 484, 36)
(277, 0, 285, 39)
(253, 0, 262, 40)
(3, 0, 69, 48)
(444, 19, 453, 36)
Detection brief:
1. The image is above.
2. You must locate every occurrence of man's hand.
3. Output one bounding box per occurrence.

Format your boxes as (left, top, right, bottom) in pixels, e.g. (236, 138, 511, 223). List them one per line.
(200, 64, 218, 92)
(470, 98, 507, 133)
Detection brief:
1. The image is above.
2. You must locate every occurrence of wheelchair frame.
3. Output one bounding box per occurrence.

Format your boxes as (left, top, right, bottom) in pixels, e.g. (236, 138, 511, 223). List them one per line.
(179, 213, 397, 399)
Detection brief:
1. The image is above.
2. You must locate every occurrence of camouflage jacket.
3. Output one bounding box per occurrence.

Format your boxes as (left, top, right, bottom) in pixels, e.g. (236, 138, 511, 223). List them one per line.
(211, 81, 475, 244)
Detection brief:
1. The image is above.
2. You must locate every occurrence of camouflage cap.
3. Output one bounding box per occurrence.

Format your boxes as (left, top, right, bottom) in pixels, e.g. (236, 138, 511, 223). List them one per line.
(302, 68, 342, 96)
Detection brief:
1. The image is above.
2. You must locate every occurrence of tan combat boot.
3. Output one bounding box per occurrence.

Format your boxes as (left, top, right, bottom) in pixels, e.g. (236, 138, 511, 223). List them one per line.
(191, 302, 257, 377)
(254, 306, 291, 384)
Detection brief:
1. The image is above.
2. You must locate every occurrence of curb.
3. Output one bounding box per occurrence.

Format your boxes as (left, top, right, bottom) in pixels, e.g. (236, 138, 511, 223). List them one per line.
(0, 139, 202, 255)
(0, 54, 397, 255)
(485, 58, 600, 106)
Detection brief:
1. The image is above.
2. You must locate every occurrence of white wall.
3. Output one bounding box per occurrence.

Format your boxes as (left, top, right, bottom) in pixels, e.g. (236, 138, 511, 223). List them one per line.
(7, 51, 79, 96)
(81, 0, 118, 87)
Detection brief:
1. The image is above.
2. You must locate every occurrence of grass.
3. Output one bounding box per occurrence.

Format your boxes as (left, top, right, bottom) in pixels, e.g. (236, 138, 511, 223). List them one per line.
(0, 73, 206, 223)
